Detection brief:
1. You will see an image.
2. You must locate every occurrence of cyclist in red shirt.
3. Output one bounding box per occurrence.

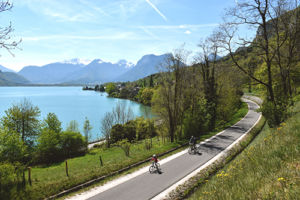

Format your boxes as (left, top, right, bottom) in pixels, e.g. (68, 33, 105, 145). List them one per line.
(151, 154, 161, 174)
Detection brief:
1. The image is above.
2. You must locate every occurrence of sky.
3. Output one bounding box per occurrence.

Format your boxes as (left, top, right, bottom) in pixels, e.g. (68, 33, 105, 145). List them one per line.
(0, 0, 246, 71)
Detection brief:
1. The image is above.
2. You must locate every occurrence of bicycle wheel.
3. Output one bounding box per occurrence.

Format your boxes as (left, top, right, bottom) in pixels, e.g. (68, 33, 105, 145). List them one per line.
(156, 163, 161, 172)
(188, 147, 195, 155)
(149, 165, 155, 173)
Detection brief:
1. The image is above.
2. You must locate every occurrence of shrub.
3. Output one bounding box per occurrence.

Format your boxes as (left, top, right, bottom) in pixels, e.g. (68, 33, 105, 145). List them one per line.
(0, 162, 25, 198)
(36, 128, 62, 163)
(110, 124, 124, 143)
(117, 139, 131, 157)
(60, 131, 87, 158)
(0, 129, 27, 163)
(123, 121, 136, 142)
(260, 100, 286, 127)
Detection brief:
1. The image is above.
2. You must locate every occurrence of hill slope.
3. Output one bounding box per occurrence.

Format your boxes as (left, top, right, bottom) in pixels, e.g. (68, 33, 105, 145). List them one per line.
(18, 62, 84, 84)
(0, 65, 15, 72)
(0, 71, 30, 85)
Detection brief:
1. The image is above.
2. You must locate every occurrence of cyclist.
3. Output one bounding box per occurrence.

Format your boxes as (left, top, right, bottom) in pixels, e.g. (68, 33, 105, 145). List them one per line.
(189, 136, 196, 151)
(151, 154, 161, 174)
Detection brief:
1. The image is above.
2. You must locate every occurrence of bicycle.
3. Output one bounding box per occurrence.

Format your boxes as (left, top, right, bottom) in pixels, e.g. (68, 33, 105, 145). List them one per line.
(149, 162, 161, 174)
(188, 144, 201, 155)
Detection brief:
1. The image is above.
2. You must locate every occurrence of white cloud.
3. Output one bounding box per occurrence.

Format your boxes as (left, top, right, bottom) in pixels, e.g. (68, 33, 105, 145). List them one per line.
(184, 30, 191, 34)
(145, 0, 167, 21)
(139, 24, 219, 29)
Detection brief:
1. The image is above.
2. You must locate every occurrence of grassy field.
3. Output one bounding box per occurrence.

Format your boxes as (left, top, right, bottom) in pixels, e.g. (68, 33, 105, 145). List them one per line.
(3, 102, 248, 200)
(187, 102, 300, 200)
(9, 139, 181, 200)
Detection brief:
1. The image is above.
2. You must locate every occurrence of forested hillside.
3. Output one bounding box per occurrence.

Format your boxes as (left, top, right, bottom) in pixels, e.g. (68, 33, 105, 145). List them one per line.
(0, 70, 30, 85)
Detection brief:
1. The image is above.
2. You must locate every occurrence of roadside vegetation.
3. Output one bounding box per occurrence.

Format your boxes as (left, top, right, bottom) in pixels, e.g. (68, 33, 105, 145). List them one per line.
(187, 99, 300, 200)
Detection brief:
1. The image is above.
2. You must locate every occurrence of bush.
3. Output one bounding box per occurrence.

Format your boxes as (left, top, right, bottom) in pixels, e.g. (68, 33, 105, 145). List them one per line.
(0, 162, 25, 198)
(36, 129, 62, 163)
(60, 131, 87, 158)
(110, 124, 124, 143)
(123, 121, 137, 142)
(117, 139, 131, 157)
(260, 100, 286, 127)
(0, 129, 27, 163)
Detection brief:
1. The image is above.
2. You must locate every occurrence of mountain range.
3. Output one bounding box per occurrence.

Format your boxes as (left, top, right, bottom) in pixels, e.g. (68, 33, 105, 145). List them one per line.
(4, 54, 168, 85)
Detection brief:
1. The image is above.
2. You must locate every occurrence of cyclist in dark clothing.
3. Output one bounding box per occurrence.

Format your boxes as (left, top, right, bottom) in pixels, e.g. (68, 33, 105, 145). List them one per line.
(189, 136, 196, 150)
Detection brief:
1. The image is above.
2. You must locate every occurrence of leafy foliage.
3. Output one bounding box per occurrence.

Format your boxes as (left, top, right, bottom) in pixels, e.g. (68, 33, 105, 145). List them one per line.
(1, 98, 40, 146)
(0, 129, 27, 163)
(42, 112, 62, 133)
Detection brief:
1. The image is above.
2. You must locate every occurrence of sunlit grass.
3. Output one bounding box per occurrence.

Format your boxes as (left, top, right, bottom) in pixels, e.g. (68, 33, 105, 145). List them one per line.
(20, 139, 179, 199)
(188, 104, 300, 200)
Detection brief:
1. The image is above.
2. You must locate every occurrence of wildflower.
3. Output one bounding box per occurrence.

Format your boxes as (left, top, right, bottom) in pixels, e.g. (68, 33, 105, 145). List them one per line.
(277, 177, 285, 181)
(280, 122, 286, 126)
(277, 127, 282, 131)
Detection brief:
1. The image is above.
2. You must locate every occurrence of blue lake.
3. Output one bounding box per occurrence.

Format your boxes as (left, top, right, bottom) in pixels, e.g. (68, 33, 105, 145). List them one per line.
(0, 87, 152, 141)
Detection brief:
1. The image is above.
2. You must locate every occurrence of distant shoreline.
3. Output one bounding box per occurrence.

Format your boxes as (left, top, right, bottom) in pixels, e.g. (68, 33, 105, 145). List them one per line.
(0, 84, 85, 87)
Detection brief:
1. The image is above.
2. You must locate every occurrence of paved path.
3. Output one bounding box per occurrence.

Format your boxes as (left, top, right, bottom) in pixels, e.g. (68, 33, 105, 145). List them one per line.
(71, 99, 261, 200)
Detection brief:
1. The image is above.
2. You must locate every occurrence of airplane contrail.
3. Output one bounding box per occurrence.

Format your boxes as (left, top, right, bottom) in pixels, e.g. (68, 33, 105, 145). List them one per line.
(145, 0, 167, 21)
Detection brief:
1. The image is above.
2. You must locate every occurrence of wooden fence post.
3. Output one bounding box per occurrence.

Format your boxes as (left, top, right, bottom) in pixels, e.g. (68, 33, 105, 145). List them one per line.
(99, 156, 103, 166)
(65, 160, 69, 177)
(28, 167, 32, 186)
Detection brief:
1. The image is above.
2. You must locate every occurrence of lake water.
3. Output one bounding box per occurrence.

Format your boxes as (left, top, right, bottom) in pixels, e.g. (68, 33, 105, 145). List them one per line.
(0, 87, 152, 141)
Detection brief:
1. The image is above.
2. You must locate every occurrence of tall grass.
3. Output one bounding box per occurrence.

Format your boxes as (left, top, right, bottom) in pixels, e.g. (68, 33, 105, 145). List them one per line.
(188, 108, 300, 199)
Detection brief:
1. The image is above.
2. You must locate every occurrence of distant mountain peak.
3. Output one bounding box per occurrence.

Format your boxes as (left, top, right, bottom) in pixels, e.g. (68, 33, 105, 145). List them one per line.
(62, 58, 92, 65)
(115, 59, 134, 68)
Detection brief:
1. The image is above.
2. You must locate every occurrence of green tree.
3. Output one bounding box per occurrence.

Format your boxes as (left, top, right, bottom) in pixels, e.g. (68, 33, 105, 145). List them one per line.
(123, 120, 136, 142)
(83, 117, 92, 144)
(152, 50, 189, 142)
(99, 85, 105, 92)
(0, 128, 27, 163)
(36, 129, 62, 163)
(182, 98, 210, 139)
(135, 117, 148, 140)
(110, 124, 124, 143)
(220, 0, 300, 126)
(149, 75, 154, 87)
(196, 33, 220, 130)
(42, 112, 62, 133)
(106, 83, 117, 95)
(138, 88, 154, 106)
(60, 131, 87, 158)
(1, 98, 40, 146)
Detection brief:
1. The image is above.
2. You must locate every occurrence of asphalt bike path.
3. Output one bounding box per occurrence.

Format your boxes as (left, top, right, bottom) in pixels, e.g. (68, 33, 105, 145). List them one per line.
(79, 99, 260, 200)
